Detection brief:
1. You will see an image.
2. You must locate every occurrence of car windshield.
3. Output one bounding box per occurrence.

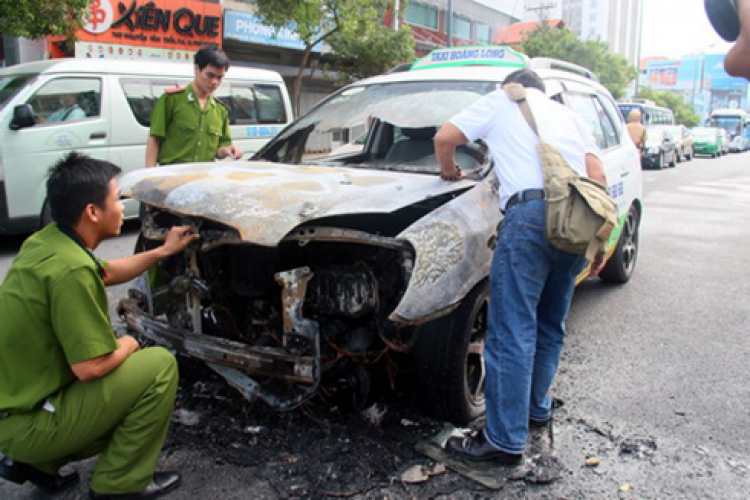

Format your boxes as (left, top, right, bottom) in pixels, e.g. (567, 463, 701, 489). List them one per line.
(255, 80, 497, 174)
(691, 127, 715, 139)
(0, 74, 36, 111)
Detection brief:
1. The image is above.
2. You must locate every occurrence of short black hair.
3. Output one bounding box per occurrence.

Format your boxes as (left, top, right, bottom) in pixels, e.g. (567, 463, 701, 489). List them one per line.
(194, 45, 230, 71)
(503, 68, 546, 93)
(46, 151, 121, 227)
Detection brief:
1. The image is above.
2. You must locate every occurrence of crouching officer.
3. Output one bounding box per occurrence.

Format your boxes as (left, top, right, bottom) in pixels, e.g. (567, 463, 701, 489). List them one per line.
(0, 152, 199, 498)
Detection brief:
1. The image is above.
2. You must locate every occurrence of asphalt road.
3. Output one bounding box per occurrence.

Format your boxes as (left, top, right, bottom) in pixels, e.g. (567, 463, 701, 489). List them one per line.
(1, 151, 749, 499)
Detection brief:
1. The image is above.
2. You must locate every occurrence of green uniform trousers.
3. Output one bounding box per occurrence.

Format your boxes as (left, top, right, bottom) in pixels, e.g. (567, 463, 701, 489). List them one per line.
(0, 347, 178, 494)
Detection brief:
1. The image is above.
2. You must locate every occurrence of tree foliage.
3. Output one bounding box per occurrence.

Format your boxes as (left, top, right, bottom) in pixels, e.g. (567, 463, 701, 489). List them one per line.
(253, 0, 412, 114)
(324, 8, 414, 84)
(634, 88, 701, 127)
(518, 23, 637, 100)
(0, 0, 89, 39)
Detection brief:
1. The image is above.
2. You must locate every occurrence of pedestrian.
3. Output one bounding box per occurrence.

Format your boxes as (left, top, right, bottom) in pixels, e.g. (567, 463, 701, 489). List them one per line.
(0, 151, 199, 498)
(705, 0, 750, 78)
(145, 45, 242, 167)
(434, 68, 607, 465)
(626, 109, 647, 157)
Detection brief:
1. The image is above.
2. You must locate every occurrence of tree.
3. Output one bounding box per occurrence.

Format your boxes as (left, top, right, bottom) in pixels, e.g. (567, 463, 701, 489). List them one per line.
(258, 0, 410, 114)
(0, 0, 89, 39)
(635, 88, 701, 127)
(324, 6, 414, 84)
(518, 23, 637, 100)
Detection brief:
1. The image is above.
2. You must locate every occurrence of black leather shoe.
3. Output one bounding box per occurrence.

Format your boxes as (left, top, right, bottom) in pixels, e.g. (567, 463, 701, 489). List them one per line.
(89, 471, 181, 499)
(446, 431, 523, 465)
(529, 417, 551, 429)
(0, 456, 79, 494)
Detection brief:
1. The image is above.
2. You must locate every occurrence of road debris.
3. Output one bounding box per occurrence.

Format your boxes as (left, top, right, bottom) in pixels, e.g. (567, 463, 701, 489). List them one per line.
(400, 462, 447, 484)
(585, 456, 600, 467)
(361, 403, 387, 427)
(172, 408, 202, 426)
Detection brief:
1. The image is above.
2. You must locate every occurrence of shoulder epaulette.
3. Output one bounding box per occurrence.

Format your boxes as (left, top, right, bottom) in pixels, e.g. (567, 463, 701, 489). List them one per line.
(165, 87, 184, 94)
(214, 96, 230, 110)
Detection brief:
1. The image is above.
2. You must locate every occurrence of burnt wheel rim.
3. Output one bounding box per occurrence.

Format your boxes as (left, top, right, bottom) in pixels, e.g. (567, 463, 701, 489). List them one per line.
(620, 210, 639, 276)
(465, 300, 488, 407)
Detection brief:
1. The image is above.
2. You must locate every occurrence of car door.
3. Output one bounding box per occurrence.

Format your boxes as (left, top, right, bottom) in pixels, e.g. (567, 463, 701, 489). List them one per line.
(3, 75, 109, 221)
(558, 82, 639, 217)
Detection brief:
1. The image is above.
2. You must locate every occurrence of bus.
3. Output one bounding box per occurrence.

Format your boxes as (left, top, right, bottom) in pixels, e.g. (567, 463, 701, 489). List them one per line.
(618, 99, 675, 125)
(706, 108, 750, 152)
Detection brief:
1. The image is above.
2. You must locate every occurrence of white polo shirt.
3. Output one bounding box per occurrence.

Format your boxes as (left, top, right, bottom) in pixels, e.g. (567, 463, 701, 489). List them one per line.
(450, 87, 600, 210)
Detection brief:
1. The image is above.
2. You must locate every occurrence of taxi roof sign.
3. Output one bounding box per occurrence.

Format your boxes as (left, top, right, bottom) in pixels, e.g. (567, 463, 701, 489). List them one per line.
(410, 45, 528, 71)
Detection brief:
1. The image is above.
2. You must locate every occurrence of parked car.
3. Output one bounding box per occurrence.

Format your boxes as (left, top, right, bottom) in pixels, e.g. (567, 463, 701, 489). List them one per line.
(691, 126, 723, 157)
(642, 125, 678, 168)
(0, 58, 293, 235)
(669, 125, 693, 162)
(118, 47, 644, 424)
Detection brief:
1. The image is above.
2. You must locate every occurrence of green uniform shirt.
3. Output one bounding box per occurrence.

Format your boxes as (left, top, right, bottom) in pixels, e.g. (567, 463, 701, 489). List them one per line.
(0, 224, 118, 414)
(149, 83, 233, 165)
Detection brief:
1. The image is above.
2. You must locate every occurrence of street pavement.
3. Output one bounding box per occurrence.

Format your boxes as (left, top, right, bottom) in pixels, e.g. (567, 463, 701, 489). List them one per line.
(1, 151, 749, 498)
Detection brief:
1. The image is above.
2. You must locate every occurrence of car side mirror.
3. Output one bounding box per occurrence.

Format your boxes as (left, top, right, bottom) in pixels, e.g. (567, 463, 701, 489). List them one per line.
(10, 104, 36, 130)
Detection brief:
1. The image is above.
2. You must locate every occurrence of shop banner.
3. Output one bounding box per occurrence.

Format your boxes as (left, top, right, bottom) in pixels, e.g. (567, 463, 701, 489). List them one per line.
(223, 10, 322, 53)
(79, 0, 222, 51)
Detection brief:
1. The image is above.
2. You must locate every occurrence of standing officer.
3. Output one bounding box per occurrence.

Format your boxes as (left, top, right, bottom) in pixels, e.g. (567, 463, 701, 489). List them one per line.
(145, 45, 242, 167)
(0, 152, 198, 498)
(435, 69, 607, 465)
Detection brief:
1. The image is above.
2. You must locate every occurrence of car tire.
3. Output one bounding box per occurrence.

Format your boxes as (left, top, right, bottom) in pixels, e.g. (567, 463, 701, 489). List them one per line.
(669, 152, 676, 167)
(414, 280, 488, 424)
(600, 205, 640, 284)
(658, 152, 665, 169)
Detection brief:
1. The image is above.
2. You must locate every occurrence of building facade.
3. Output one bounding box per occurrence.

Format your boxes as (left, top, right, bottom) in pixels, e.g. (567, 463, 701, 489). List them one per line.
(404, 0, 522, 56)
(522, 0, 643, 66)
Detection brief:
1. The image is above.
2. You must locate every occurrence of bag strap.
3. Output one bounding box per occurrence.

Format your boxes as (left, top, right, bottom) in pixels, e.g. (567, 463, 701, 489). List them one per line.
(503, 83, 539, 137)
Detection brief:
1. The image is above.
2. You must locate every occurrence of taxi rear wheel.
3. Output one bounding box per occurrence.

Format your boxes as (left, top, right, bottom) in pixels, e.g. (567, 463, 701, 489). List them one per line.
(600, 206, 640, 284)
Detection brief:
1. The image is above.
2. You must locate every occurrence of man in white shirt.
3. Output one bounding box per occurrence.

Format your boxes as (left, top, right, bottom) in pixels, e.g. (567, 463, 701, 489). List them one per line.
(434, 68, 606, 465)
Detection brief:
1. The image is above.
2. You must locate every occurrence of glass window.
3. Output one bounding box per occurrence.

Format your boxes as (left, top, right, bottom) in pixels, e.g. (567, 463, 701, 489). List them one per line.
(476, 24, 491, 44)
(215, 84, 288, 125)
(120, 78, 183, 126)
(0, 74, 36, 111)
(405, 2, 438, 29)
(453, 15, 471, 40)
(596, 93, 623, 147)
(27, 78, 102, 124)
(564, 92, 607, 150)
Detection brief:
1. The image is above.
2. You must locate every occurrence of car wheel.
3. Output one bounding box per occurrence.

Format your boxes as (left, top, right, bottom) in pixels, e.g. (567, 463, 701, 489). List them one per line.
(658, 152, 665, 169)
(687, 149, 692, 161)
(414, 280, 488, 424)
(600, 205, 640, 284)
(676, 149, 683, 163)
(669, 151, 676, 167)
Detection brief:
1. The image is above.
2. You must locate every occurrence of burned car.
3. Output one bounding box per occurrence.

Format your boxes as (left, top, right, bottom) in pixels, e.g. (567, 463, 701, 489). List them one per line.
(119, 48, 643, 424)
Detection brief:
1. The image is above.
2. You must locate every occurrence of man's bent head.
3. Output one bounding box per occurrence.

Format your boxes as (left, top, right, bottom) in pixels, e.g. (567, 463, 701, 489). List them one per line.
(46, 152, 122, 228)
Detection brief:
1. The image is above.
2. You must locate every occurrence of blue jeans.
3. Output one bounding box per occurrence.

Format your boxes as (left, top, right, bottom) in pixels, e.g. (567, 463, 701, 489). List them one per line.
(484, 199, 586, 454)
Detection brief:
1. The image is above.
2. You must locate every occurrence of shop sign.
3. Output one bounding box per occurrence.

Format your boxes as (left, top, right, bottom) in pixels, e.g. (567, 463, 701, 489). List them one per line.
(223, 10, 322, 53)
(79, 0, 222, 50)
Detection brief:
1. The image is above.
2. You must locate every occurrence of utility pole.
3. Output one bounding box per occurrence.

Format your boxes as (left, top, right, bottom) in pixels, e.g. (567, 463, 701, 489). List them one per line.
(526, 2, 557, 21)
(394, 0, 400, 30)
(447, 0, 453, 47)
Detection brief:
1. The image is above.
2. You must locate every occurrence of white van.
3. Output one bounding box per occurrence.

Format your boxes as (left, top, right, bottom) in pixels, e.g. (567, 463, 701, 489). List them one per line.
(0, 58, 293, 234)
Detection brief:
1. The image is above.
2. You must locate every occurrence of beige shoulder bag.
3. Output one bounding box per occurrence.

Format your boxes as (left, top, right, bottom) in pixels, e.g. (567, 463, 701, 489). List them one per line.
(504, 83, 617, 262)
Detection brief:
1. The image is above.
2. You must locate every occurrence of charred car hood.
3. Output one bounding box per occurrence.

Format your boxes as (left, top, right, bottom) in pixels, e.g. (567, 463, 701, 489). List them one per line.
(119, 161, 474, 246)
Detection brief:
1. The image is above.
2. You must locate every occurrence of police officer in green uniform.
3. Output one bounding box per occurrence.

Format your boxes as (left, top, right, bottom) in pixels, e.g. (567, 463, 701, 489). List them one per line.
(146, 46, 242, 167)
(0, 152, 199, 498)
